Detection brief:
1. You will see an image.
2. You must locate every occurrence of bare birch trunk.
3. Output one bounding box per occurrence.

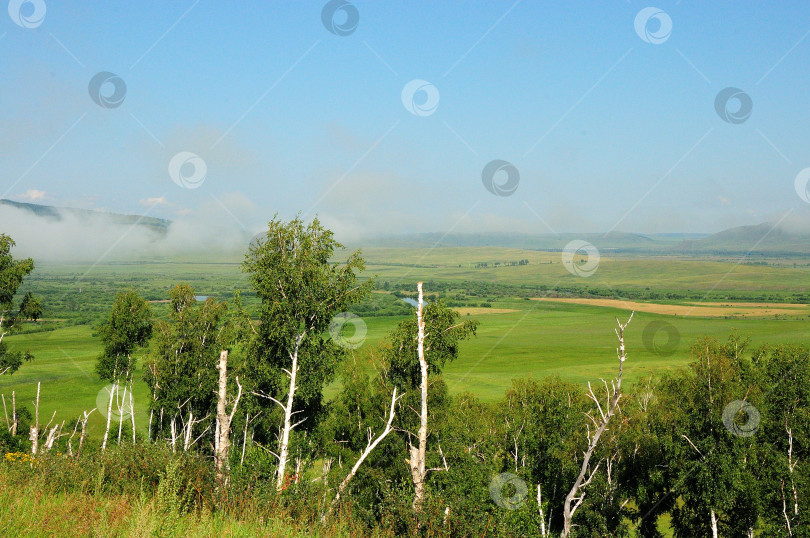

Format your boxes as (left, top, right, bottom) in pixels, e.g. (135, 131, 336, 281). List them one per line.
(325, 388, 399, 521)
(275, 333, 305, 492)
(561, 313, 633, 538)
(2, 393, 8, 432)
(538, 484, 547, 536)
(77, 409, 94, 457)
(11, 391, 17, 436)
(30, 382, 40, 455)
(44, 422, 62, 451)
(117, 379, 127, 445)
(710, 509, 718, 538)
(407, 282, 429, 512)
(240, 412, 250, 467)
(170, 415, 177, 453)
(130, 378, 136, 443)
(183, 411, 193, 451)
(214, 350, 242, 486)
(102, 381, 116, 452)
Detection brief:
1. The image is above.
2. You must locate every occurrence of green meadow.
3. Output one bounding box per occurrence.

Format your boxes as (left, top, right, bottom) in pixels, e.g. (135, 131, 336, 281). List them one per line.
(4, 246, 810, 440)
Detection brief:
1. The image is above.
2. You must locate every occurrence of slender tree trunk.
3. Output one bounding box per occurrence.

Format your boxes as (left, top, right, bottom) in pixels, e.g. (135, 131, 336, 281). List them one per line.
(11, 391, 17, 436)
(29, 382, 40, 456)
(77, 409, 93, 457)
(538, 484, 547, 536)
(407, 282, 429, 512)
(276, 333, 305, 492)
(183, 411, 193, 451)
(2, 393, 8, 432)
(240, 412, 250, 467)
(117, 379, 127, 445)
(325, 388, 399, 521)
(102, 382, 116, 452)
(170, 415, 177, 453)
(710, 509, 718, 538)
(561, 313, 633, 538)
(130, 378, 136, 443)
(215, 350, 242, 486)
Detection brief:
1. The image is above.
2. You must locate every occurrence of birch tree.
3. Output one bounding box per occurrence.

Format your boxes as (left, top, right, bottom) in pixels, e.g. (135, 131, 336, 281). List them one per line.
(561, 313, 633, 537)
(96, 289, 152, 450)
(144, 285, 231, 448)
(243, 216, 372, 492)
(214, 350, 242, 486)
(384, 282, 478, 512)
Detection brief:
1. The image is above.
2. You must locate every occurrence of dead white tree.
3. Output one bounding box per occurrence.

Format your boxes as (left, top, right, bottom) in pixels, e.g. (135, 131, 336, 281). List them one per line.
(407, 282, 429, 512)
(253, 332, 307, 492)
(214, 350, 243, 486)
(325, 387, 401, 521)
(781, 424, 800, 535)
(405, 282, 449, 512)
(29, 382, 40, 455)
(101, 379, 117, 452)
(561, 312, 633, 538)
(44, 420, 64, 452)
(67, 408, 95, 457)
(11, 391, 17, 436)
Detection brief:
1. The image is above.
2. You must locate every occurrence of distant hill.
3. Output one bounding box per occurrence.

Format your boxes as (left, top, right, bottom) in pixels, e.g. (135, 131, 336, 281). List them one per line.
(360, 231, 697, 253)
(0, 199, 171, 237)
(674, 223, 810, 257)
(360, 226, 810, 257)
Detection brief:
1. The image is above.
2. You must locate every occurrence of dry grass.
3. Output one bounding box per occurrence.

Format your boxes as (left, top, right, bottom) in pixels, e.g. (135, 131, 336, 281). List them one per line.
(531, 297, 810, 318)
(452, 307, 518, 315)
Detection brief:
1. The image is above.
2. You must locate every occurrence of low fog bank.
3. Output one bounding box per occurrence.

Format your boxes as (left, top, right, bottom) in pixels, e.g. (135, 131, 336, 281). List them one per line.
(0, 205, 255, 263)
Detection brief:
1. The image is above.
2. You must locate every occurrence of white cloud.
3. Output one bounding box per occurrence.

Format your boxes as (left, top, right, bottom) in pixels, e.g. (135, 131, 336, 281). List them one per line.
(139, 196, 169, 206)
(18, 189, 47, 201)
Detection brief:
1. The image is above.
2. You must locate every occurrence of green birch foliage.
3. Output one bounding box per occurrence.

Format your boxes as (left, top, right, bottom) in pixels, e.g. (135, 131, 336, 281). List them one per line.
(242, 216, 373, 441)
(0, 234, 35, 374)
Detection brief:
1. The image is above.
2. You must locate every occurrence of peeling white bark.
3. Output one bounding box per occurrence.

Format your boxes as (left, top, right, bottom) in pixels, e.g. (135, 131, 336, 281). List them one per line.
(214, 350, 242, 486)
(407, 282, 429, 512)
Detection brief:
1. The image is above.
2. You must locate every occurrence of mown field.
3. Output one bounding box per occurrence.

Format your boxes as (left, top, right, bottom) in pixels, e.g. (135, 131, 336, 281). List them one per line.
(3, 247, 810, 442)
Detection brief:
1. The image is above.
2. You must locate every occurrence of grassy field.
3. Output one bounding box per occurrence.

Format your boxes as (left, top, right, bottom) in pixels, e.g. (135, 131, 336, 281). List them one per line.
(4, 246, 810, 441)
(4, 296, 809, 438)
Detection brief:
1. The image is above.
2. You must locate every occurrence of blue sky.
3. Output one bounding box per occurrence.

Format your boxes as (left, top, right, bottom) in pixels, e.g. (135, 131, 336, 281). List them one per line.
(2, 1, 810, 240)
